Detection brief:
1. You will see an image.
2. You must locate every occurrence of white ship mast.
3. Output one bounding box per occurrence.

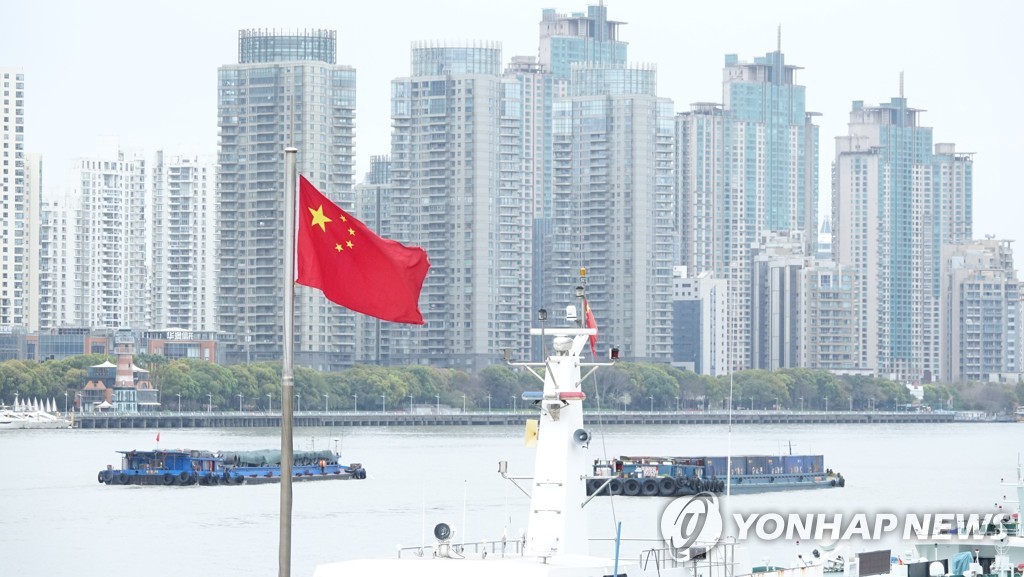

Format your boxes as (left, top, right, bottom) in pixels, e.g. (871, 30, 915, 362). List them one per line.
(520, 324, 596, 559)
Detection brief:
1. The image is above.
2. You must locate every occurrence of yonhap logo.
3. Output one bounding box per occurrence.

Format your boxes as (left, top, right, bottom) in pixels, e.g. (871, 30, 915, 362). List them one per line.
(660, 492, 724, 561)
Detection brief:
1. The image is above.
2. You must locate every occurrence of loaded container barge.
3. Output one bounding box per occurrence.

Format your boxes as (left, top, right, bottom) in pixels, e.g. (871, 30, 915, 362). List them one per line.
(585, 454, 844, 497)
(97, 448, 366, 486)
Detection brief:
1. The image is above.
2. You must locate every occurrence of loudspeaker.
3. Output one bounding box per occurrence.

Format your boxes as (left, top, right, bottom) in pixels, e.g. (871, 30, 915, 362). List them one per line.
(573, 428, 592, 447)
(434, 522, 453, 541)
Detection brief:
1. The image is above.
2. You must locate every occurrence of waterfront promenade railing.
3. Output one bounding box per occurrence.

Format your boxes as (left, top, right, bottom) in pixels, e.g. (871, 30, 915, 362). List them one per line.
(69, 409, 968, 429)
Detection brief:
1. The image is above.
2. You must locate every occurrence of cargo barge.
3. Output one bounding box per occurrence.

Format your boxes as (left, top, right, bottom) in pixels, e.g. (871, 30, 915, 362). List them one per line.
(585, 454, 844, 497)
(97, 448, 367, 486)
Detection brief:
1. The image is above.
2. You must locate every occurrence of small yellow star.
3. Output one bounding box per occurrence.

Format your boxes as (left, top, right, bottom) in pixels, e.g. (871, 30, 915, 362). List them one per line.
(308, 205, 333, 232)
(346, 240, 354, 249)
(335, 243, 344, 252)
(348, 227, 355, 236)
(340, 215, 348, 223)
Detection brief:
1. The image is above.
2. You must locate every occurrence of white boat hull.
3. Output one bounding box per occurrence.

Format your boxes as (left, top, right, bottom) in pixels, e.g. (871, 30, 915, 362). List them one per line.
(0, 411, 71, 430)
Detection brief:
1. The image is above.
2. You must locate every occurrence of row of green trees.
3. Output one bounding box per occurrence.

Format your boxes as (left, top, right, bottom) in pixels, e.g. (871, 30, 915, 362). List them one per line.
(1, 355, 1021, 413)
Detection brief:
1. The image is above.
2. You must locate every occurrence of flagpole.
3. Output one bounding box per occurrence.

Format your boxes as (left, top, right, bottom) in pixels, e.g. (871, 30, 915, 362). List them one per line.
(280, 147, 297, 577)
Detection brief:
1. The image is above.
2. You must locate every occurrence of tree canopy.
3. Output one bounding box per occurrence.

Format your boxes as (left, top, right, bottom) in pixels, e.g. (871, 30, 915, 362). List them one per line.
(0, 355, 1017, 414)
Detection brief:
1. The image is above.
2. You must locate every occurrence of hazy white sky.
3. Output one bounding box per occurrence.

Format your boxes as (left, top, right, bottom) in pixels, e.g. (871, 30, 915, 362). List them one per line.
(3, 1, 1022, 244)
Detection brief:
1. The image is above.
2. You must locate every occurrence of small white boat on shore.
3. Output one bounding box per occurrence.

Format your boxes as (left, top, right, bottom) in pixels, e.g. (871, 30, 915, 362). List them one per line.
(0, 397, 71, 430)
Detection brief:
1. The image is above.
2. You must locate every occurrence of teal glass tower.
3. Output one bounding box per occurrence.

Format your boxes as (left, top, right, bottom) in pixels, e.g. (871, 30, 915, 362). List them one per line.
(678, 48, 819, 370)
(833, 96, 972, 383)
(538, 4, 627, 81)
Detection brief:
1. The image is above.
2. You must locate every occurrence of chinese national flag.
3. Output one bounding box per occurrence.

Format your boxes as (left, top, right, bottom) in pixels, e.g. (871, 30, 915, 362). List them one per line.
(583, 298, 598, 357)
(296, 176, 430, 324)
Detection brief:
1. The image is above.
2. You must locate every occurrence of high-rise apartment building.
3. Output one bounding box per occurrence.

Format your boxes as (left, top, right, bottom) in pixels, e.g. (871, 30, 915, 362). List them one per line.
(671, 267, 728, 376)
(151, 151, 217, 332)
(802, 259, 863, 372)
(37, 196, 74, 330)
(515, 4, 627, 344)
(24, 153, 41, 332)
(833, 96, 972, 382)
(217, 29, 356, 368)
(751, 231, 809, 370)
(548, 65, 675, 361)
(677, 49, 819, 371)
(504, 56, 562, 221)
(0, 68, 29, 330)
(69, 139, 148, 330)
(389, 42, 530, 370)
(352, 155, 409, 365)
(503, 56, 561, 332)
(941, 239, 1020, 383)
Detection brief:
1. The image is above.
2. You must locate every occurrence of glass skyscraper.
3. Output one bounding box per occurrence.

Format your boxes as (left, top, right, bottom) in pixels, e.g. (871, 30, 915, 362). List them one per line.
(539, 4, 627, 81)
(677, 49, 819, 370)
(833, 96, 972, 382)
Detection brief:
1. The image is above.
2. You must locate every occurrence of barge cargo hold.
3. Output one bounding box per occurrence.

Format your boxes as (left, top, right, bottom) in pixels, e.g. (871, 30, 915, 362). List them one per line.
(97, 448, 367, 486)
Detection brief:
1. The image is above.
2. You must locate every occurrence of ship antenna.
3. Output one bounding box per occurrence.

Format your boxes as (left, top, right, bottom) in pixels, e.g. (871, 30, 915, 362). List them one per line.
(726, 371, 733, 498)
(461, 479, 468, 550)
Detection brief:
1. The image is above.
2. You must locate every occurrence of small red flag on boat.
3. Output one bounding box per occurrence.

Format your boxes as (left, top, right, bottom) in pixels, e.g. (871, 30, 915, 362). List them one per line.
(156, 432, 161, 443)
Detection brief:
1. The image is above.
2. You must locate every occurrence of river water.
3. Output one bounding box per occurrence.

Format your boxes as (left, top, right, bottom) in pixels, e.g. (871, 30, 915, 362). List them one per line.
(2, 421, 1023, 576)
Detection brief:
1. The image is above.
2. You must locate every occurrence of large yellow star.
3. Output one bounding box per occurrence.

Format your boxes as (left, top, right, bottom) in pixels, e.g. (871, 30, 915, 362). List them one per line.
(308, 205, 333, 232)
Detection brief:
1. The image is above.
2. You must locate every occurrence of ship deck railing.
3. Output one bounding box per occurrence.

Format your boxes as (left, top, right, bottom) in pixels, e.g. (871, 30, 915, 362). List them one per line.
(396, 537, 525, 559)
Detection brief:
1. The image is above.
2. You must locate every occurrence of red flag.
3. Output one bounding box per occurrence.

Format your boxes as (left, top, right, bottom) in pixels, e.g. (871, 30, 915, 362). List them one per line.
(584, 298, 598, 357)
(296, 176, 430, 324)
(155, 432, 160, 443)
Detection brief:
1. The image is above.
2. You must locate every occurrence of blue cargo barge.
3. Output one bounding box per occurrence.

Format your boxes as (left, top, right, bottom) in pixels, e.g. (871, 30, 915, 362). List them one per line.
(97, 448, 367, 486)
(585, 454, 844, 497)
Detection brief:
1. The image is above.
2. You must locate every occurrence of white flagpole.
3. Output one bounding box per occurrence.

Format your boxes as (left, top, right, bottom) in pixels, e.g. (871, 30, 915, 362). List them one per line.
(280, 147, 297, 577)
